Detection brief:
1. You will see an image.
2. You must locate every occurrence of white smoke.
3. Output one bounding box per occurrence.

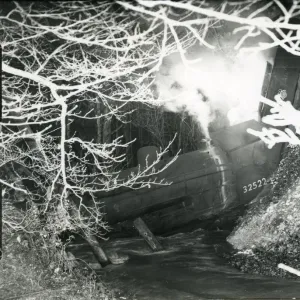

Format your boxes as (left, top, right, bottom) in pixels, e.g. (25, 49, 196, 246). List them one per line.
(154, 52, 268, 137)
(227, 53, 268, 125)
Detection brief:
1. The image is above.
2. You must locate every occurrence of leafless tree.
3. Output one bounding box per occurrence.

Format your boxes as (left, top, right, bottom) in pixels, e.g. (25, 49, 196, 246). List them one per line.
(1, 1, 184, 250)
(121, 0, 300, 58)
(2, 1, 300, 261)
(119, 0, 300, 144)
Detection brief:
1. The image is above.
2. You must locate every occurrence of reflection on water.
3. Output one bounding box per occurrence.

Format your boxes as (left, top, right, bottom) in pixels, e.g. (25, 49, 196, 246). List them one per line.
(69, 229, 300, 300)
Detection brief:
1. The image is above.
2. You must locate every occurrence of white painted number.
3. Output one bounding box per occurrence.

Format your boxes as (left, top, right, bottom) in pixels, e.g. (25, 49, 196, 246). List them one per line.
(258, 179, 262, 187)
(243, 178, 267, 194)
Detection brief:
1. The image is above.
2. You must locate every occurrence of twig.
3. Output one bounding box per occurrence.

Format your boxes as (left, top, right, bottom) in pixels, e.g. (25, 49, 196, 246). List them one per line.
(278, 263, 300, 277)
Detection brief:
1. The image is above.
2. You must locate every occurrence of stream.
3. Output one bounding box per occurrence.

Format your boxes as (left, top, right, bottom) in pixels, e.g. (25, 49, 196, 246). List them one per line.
(68, 228, 300, 299)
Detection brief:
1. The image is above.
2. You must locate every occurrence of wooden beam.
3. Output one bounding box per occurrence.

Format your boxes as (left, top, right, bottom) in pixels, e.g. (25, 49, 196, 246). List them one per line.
(133, 217, 163, 251)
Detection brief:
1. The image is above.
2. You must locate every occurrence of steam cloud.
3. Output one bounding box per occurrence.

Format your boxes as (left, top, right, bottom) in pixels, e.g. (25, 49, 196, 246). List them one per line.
(154, 52, 267, 138)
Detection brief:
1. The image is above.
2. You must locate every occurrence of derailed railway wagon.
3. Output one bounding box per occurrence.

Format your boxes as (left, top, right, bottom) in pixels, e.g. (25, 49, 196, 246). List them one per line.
(96, 45, 300, 235)
(96, 119, 282, 234)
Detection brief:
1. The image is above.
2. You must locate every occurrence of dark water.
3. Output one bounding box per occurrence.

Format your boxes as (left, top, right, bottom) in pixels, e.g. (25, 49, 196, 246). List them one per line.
(69, 229, 300, 299)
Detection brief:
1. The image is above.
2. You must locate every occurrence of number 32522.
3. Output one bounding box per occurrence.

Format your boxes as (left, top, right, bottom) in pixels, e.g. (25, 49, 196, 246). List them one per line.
(243, 178, 267, 194)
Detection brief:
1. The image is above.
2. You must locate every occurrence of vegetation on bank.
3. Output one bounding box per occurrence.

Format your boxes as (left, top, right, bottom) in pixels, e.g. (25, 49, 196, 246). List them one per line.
(0, 223, 116, 300)
(227, 145, 300, 278)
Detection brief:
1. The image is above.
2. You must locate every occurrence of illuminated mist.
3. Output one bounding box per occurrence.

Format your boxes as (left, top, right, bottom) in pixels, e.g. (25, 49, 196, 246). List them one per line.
(154, 52, 268, 138)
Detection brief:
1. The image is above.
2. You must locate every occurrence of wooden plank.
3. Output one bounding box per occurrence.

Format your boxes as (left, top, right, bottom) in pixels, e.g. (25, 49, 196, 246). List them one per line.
(133, 217, 163, 251)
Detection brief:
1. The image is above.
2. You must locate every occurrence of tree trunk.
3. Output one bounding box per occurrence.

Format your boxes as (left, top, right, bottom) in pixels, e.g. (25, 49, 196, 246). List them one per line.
(82, 233, 109, 266)
(93, 100, 102, 174)
(103, 105, 111, 144)
(124, 114, 132, 168)
(68, 205, 109, 266)
(95, 101, 102, 145)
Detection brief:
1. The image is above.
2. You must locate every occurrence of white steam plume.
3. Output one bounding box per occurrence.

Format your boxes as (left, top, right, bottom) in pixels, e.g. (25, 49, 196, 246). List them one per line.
(154, 52, 269, 137)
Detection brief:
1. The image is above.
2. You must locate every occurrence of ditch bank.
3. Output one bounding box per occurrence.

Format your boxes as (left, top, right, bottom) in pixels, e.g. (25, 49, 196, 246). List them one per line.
(227, 145, 300, 278)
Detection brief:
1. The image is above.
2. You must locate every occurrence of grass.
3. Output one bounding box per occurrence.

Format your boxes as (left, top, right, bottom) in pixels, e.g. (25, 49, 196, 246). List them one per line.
(0, 231, 116, 300)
